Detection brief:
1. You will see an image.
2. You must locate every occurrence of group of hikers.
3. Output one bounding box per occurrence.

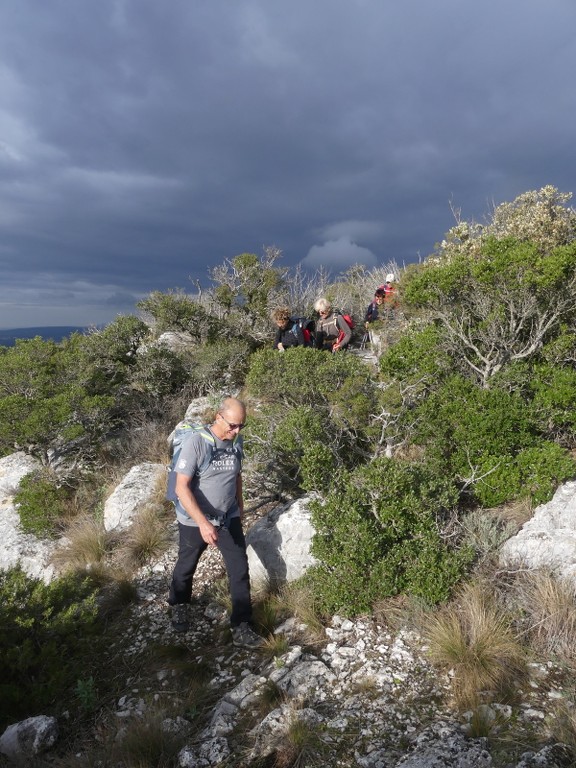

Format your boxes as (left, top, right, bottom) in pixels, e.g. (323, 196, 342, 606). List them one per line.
(166, 274, 399, 646)
(271, 273, 398, 353)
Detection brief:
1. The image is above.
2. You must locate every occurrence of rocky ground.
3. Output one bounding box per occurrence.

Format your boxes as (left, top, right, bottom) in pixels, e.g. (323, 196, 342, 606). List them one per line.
(57, 517, 575, 768)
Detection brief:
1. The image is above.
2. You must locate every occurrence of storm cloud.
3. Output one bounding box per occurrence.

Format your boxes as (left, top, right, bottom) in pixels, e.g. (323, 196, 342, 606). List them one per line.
(0, 0, 575, 326)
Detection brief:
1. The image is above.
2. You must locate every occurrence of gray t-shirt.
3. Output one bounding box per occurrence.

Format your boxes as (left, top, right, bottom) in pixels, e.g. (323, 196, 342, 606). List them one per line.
(174, 428, 243, 527)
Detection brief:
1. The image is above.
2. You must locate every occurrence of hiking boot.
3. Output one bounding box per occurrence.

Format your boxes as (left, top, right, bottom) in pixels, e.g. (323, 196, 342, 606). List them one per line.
(231, 622, 264, 649)
(171, 603, 189, 632)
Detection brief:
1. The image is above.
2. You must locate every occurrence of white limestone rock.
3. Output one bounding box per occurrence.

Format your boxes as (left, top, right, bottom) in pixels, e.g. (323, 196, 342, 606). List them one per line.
(0, 452, 56, 582)
(0, 715, 59, 761)
(246, 495, 318, 586)
(155, 331, 196, 351)
(393, 726, 492, 767)
(103, 462, 166, 531)
(500, 481, 576, 582)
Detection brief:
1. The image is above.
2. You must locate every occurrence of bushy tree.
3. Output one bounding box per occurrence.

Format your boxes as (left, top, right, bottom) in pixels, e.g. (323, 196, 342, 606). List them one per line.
(244, 348, 378, 495)
(379, 188, 576, 508)
(305, 458, 473, 615)
(0, 566, 98, 728)
(209, 247, 287, 341)
(403, 237, 576, 386)
(0, 336, 117, 459)
(137, 289, 219, 342)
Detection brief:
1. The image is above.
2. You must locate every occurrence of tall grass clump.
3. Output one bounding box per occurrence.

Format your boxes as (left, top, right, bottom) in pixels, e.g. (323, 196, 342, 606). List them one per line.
(424, 582, 527, 709)
(118, 505, 172, 569)
(53, 515, 111, 571)
(112, 710, 186, 767)
(513, 570, 576, 661)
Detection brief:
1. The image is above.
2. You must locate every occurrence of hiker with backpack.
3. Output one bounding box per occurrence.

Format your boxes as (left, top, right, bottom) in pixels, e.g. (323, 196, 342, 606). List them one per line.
(167, 396, 263, 649)
(314, 297, 352, 352)
(271, 306, 306, 351)
(382, 273, 398, 321)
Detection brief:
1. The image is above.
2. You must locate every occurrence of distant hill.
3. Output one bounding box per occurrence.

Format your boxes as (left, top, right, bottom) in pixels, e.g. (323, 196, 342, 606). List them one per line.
(0, 326, 90, 347)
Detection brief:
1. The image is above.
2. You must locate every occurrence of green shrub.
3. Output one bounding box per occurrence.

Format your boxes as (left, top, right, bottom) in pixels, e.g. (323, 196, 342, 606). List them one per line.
(268, 407, 344, 492)
(305, 458, 473, 615)
(187, 338, 253, 393)
(137, 289, 218, 341)
(0, 566, 98, 728)
(529, 363, 576, 444)
(246, 347, 377, 427)
(379, 323, 451, 383)
(399, 375, 576, 507)
(244, 348, 378, 494)
(131, 345, 190, 398)
(509, 442, 575, 506)
(458, 446, 571, 510)
(14, 468, 75, 537)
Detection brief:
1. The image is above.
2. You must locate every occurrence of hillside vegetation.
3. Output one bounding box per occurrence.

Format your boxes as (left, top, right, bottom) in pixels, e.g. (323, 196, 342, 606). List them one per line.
(3, 186, 576, 763)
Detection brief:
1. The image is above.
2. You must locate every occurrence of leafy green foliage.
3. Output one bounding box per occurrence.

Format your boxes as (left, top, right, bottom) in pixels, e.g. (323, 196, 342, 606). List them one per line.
(209, 247, 288, 341)
(14, 468, 75, 537)
(528, 364, 576, 444)
(391, 374, 576, 508)
(0, 566, 98, 729)
(137, 289, 218, 342)
(305, 458, 472, 615)
(130, 345, 190, 399)
(186, 338, 253, 393)
(245, 348, 378, 494)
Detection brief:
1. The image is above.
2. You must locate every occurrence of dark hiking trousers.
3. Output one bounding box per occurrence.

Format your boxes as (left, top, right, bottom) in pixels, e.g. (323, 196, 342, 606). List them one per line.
(168, 517, 252, 627)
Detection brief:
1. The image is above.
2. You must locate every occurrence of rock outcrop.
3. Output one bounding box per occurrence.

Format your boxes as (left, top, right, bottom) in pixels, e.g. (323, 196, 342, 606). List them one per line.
(0, 452, 56, 582)
(500, 481, 576, 581)
(103, 462, 166, 532)
(0, 715, 59, 761)
(245, 495, 317, 586)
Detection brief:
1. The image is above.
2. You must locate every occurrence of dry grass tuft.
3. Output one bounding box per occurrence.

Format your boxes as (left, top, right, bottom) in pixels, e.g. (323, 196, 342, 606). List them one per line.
(373, 593, 429, 634)
(514, 570, 576, 661)
(261, 633, 290, 660)
(272, 582, 326, 646)
(547, 702, 576, 757)
(112, 709, 186, 767)
(273, 711, 327, 768)
(461, 509, 519, 562)
(118, 504, 171, 569)
(491, 497, 533, 529)
(209, 575, 233, 614)
(52, 516, 111, 572)
(424, 582, 528, 710)
(253, 590, 284, 636)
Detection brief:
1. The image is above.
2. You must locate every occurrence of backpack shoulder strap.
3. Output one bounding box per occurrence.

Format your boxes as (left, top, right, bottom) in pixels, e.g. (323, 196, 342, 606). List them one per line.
(194, 426, 217, 475)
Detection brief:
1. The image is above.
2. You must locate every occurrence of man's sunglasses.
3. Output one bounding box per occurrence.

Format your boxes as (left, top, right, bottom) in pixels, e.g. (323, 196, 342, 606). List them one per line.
(219, 414, 246, 430)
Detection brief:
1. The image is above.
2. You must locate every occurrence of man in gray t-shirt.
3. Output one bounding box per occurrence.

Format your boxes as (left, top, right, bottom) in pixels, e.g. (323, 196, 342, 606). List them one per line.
(173, 426, 243, 527)
(168, 397, 263, 649)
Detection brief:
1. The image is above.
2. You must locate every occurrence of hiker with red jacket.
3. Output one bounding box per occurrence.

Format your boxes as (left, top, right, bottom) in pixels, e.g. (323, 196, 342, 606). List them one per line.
(314, 297, 352, 352)
(382, 273, 398, 320)
(271, 307, 306, 351)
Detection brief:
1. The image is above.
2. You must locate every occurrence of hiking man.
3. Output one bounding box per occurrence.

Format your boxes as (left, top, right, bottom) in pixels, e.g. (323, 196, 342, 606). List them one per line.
(271, 306, 305, 351)
(314, 297, 352, 351)
(168, 397, 263, 648)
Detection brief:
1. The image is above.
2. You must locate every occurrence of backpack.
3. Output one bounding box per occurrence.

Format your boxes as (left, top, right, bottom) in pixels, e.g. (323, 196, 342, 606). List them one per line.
(291, 317, 316, 347)
(166, 421, 242, 503)
(333, 309, 355, 330)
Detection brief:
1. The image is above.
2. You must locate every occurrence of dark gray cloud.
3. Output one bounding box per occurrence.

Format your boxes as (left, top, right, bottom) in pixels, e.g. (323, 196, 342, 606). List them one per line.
(0, 0, 575, 326)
